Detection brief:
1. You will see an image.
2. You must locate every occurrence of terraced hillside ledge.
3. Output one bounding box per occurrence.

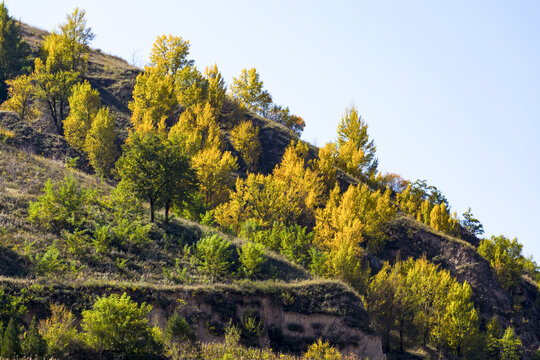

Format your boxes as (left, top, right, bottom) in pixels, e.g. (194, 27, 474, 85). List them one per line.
(0, 278, 385, 359)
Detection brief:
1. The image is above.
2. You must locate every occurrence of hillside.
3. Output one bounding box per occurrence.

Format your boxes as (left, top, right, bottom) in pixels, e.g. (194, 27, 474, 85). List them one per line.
(0, 17, 538, 360)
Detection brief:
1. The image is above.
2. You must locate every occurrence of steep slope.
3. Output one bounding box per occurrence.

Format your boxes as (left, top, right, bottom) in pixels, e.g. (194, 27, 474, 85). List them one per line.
(6, 21, 539, 358)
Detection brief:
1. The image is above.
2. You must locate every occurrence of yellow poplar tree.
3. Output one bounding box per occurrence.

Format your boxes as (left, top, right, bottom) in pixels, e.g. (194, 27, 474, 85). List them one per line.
(63, 80, 100, 150)
(169, 102, 223, 156)
(315, 142, 338, 193)
(84, 107, 117, 177)
(204, 63, 226, 115)
(129, 66, 176, 133)
(150, 34, 193, 77)
(230, 121, 261, 170)
(1, 74, 39, 120)
(336, 106, 378, 177)
(192, 146, 238, 207)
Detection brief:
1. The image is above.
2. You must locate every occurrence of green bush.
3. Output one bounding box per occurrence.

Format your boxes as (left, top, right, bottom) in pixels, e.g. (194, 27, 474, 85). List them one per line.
(165, 311, 196, 344)
(195, 235, 233, 277)
(81, 293, 162, 357)
(22, 317, 47, 359)
(28, 175, 95, 233)
(33, 242, 65, 276)
(1, 317, 21, 359)
(238, 242, 266, 278)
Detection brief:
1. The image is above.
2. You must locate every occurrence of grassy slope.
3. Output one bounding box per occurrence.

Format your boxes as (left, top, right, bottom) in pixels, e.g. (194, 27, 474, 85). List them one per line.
(8, 22, 540, 355)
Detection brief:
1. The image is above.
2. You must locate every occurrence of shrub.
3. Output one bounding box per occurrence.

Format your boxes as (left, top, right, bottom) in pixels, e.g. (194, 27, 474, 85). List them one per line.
(81, 293, 161, 356)
(22, 317, 47, 359)
(39, 304, 81, 358)
(28, 175, 95, 233)
(238, 242, 266, 278)
(165, 311, 196, 344)
(1, 317, 21, 359)
(195, 234, 233, 277)
(33, 242, 65, 276)
(478, 235, 526, 290)
(304, 338, 342, 360)
(500, 327, 522, 360)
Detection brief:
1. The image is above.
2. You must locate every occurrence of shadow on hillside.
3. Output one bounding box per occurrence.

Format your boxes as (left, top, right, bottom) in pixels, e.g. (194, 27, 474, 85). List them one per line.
(0, 246, 30, 277)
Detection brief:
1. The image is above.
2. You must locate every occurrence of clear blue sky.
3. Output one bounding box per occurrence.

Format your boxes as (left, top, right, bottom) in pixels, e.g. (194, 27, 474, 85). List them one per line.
(9, 0, 540, 260)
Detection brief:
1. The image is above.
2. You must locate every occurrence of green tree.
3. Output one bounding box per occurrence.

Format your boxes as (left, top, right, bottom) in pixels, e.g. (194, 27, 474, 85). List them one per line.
(238, 242, 266, 278)
(230, 68, 272, 115)
(81, 293, 161, 356)
(0, 317, 21, 358)
(0, 2, 31, 102)
(63, 80, 101, 151)
(195, 234, 233, 277)
(499, 327, 522, 360)
(22, 317, 47, 359)
(432, 281, 479, 357)
(478, 235, 526, 290)
(28, 175, 94, 232)
(84, 107, 117, 177)
(116, 131, 197, 223)
(462, 207, 484, 236)
(485, 316, 503, 359)
(336, 106, 378, 177)
(267, 104, 305, 136)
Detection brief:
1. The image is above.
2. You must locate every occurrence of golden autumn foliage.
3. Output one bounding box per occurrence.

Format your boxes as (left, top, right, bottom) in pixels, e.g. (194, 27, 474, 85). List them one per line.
(84, 107, 117, 177)
(1, 74, 39, 120)
(230, 68, 272, 115)
(229, 121, 261, 170)
(192, 146, 238, 207)
(63, 80, 100, 150)
(215, 141, 325, 231)
(314, 142, 338, 193)
(336, 106, 378, 177)
(150, 34, 193, 77)
(315, 183, 395, 253)
(129, 66, 176, 133)
(396, 185, 459, 236)
(169, 102, 223, 156)
(204, 63, 226, 115)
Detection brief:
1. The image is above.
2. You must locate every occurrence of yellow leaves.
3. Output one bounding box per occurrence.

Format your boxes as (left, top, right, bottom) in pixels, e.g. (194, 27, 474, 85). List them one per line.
(229, 121, 261, 170)
(64, 80, 100, 150)
(84, 107, 117, 177)
(335, 105, 378, 177)
(215, 140, 324, 231)
(192, 146, 237, 208)
(336, 139, 365, 177)
(150, 34, 192, 77)
(1, 74, 39, 120)
(230, 68, 272, 114)
(314, 183, 396, 253)
(129, 67, 176, 134)
(315, 142, 338, 192)
(169, 102, 222, 156)
(204, 63, 226, 115)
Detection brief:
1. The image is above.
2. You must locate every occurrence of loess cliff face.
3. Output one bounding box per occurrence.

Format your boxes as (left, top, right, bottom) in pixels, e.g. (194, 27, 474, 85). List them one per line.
(1, 279, 385, 359)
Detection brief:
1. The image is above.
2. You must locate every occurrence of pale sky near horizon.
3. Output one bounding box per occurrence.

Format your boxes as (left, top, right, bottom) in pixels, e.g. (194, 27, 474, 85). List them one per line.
(8, 1, 540, 261)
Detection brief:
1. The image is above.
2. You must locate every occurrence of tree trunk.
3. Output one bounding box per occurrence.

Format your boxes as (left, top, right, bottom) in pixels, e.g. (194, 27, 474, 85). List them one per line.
(399, 318, 403, 352)
(149, 197, 155, 223)
(164, 201, 170, 224)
